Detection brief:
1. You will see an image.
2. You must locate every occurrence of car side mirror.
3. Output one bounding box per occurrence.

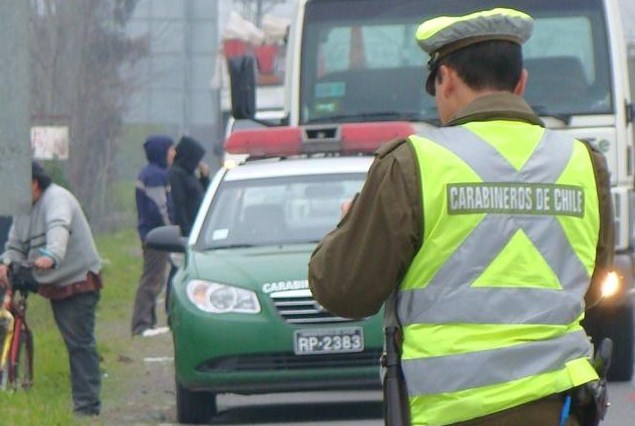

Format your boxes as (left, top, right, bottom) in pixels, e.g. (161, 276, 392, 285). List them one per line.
(145, 225, 187, 253)
(228, 55, 257, 120)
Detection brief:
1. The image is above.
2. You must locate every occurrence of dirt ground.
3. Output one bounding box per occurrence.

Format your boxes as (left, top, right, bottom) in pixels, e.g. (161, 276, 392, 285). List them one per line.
(97, 304, 177, 425)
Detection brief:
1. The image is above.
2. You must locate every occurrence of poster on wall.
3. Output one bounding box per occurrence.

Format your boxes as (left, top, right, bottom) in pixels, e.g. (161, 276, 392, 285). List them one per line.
(31, 125, 70, 160)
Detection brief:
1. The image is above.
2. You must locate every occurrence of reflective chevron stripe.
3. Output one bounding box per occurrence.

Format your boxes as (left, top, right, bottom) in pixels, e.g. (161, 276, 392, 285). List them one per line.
(399, 124, 599, 425)
(399, 127, 589, 326)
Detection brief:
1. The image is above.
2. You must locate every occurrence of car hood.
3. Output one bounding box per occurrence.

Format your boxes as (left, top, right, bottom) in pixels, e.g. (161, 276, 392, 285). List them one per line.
(186, 244, 315, 294)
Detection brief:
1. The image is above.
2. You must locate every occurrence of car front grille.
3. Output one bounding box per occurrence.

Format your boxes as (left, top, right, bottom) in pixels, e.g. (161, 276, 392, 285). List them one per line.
(198, 349, 382, 372)
(269, 289, 358, 324)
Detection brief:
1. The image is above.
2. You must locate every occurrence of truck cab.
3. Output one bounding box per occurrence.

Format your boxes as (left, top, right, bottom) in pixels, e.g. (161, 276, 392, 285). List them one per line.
(229, 0, 635, 381)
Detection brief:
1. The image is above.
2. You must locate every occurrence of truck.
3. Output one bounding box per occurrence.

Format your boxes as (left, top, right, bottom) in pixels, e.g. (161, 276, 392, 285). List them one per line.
(228, 0, 635, 381)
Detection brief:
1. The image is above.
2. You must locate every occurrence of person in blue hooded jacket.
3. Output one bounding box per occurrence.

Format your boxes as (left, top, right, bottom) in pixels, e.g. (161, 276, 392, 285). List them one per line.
(131, 135, 176, 336)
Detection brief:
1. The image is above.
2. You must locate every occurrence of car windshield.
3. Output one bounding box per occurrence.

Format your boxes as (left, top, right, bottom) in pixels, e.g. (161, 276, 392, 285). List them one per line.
(300, 0, 611, 125)
(198, 173, 366, 249)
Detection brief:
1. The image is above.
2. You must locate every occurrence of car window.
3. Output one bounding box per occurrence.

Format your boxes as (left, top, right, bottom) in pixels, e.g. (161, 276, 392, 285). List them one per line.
(199, 173, 365, 248)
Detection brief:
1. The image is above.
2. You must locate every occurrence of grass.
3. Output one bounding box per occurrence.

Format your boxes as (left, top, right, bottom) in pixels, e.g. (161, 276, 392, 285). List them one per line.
(0, 227, 142, 425)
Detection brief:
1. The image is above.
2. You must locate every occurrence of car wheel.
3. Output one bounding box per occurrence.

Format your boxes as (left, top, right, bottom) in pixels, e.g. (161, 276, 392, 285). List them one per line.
(175, 378, 217, 424)
(583, 304, 634, 382)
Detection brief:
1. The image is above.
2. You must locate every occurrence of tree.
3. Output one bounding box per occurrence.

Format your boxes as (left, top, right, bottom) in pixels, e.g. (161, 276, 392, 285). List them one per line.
(29, 0, 147, 230)
(233, 0, 286, 26)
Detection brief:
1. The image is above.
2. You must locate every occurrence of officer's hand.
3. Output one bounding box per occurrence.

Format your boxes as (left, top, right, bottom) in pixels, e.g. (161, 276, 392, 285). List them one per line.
(34, 256, 54, 270)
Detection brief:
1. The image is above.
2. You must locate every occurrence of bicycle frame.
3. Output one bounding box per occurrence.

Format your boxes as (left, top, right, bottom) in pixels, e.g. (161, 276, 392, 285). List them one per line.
(0, 287, 33, 391)
(0, 300, 14, 388)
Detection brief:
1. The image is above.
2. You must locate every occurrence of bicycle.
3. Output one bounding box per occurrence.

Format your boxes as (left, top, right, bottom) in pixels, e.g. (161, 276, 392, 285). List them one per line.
(0, 261, 38, 391)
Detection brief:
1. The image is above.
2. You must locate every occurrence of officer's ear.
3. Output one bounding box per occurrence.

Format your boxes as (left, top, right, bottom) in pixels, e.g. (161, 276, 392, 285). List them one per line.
(514, 69, 528, 96)
(436, 65, 456, 96)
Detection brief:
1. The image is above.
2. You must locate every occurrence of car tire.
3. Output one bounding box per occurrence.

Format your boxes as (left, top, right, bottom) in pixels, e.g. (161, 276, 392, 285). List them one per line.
(583, 303, 634, 382)
(175, 379, 217, 424)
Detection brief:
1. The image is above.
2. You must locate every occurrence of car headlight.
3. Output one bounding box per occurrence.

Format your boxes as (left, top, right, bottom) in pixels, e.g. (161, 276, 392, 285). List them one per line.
(186, 280, 261, 314)
(600, 271, 620, 299)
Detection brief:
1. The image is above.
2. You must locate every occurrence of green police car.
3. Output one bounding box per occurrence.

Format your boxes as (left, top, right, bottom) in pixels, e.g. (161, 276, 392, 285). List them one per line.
(145, 123, 416, 423)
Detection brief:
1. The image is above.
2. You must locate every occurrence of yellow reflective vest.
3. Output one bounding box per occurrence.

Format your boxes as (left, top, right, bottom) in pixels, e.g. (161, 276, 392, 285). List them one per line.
(400, 121, 600, 425)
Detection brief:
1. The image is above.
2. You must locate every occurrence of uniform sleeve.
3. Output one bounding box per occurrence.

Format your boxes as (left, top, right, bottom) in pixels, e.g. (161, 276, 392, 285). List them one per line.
(583, 143, 615, 307)
(308, 140, 422, 319)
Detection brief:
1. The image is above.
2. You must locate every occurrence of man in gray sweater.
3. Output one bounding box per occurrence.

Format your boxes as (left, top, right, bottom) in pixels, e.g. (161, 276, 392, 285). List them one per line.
(0, 161, 102, 416)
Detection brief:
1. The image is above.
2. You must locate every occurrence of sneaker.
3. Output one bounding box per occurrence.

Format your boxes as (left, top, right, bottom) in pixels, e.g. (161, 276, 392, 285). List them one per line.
(140, 326, 169, 337)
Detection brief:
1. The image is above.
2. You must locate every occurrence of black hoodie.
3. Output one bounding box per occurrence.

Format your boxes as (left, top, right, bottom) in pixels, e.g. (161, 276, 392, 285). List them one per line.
(169, 136, 210, 236)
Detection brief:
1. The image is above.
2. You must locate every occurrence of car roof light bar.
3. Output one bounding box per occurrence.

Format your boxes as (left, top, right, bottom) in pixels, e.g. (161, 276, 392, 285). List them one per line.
(224, 121, 416, 157)
(224, 126, 303, 157)
(340, 122, 415, 154)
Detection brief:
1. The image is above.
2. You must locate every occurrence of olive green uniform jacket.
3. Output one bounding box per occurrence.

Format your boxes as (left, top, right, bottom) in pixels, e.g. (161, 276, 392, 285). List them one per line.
(308, 93, 614, 320)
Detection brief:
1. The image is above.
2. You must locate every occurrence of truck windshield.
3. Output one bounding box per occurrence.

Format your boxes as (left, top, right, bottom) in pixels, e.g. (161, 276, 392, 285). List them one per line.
(300, 0, 612, 125)
(198, 173, 365, 249)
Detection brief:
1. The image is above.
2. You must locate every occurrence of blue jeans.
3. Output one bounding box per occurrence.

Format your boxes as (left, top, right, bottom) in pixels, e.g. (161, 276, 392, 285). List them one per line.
(51, 291, 101, 415)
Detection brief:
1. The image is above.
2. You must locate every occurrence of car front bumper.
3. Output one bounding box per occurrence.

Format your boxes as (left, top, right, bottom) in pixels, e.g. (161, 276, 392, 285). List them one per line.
(170, 291, 384, 394)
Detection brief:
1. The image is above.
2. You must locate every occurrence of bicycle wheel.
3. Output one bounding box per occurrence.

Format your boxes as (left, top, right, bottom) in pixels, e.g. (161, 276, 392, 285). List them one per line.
(9, 328, 33, 391)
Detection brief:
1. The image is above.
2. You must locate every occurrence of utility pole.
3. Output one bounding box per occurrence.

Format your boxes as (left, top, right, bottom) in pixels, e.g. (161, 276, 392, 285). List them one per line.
(0, 1, 31, 215)
(183, 0, 193, 135)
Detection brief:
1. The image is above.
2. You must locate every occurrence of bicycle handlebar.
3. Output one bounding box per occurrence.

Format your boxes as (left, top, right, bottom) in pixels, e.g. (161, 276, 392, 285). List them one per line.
(7, 262, 39, 294)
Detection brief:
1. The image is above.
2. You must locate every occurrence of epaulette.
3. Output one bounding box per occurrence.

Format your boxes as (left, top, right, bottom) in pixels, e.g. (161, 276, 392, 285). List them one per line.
(577, 138, 602, 155)
(375, 138, 410, 159)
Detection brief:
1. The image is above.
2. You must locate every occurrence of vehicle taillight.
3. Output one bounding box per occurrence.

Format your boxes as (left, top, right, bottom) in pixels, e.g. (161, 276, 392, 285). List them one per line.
(600, 271, 620, 299)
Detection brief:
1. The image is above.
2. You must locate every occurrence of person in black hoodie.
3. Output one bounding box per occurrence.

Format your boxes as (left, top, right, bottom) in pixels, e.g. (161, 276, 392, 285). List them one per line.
(169, 136, 210, 237)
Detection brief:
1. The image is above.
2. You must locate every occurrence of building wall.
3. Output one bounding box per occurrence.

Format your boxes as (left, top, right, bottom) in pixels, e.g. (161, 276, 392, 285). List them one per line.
(618, 0, 635, 42)
(126, 0, 223, 166)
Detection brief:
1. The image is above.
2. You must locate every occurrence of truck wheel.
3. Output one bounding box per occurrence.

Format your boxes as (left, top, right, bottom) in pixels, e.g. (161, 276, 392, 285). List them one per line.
(583, 304, 634, 382)
(175, 378, 217, 424)
(605, 304, 634, 382)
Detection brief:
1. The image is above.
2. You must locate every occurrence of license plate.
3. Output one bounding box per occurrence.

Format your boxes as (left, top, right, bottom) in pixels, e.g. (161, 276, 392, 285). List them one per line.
(293, 327, 364, 355)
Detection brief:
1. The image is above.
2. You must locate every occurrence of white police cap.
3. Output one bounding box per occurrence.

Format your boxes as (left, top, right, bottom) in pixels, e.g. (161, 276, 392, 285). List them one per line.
(416, 8, 533, 95)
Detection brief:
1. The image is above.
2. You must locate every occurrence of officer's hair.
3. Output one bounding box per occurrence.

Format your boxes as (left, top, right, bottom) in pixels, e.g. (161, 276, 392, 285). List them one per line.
(437, 40, 522, 93)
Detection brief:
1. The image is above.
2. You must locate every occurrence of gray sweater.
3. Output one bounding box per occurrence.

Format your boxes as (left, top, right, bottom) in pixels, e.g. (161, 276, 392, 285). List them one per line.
(2, 184, 102, 286)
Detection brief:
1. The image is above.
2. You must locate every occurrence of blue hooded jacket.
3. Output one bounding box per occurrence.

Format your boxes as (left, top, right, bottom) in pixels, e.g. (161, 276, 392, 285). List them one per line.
(136, 135, 174, 241)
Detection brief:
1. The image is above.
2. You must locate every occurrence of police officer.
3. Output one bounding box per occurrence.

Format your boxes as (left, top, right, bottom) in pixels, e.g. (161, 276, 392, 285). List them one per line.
(308, 8, 614, 426)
